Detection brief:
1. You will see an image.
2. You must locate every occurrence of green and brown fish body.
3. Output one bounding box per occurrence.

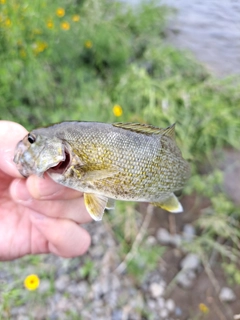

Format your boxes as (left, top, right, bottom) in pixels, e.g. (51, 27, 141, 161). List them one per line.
(14, 121, 190, 221)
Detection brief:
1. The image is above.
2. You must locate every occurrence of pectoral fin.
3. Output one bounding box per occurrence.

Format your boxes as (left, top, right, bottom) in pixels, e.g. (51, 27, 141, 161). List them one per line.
(84, 193, 108, 221)
(82, 169, 118, 182)
(151, 193, 183, 213)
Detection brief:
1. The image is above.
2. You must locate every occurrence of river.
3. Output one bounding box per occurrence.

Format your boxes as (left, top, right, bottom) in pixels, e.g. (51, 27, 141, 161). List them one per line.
(122, 0, 240, 77)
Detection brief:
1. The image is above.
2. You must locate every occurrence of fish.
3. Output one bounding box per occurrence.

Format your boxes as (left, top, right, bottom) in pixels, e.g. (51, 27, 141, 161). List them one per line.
(14, 121, 190, 221)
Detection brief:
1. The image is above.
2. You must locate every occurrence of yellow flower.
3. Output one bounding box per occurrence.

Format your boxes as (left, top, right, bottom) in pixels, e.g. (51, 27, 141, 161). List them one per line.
(199, 303, 209, 314)
(72, 14, 80, 22)
(0, 0, 6, 4)
(5, 18, 11, 27)
(84, 40, 92, 49)
(19, 49, 26, 58)
(24, 274, 40, 291)
(61, 21, 70, 31)
(46, 20, 54, 29)
(56, 7, 65, 17)
(113, 104, 123, 117)
(33, 41, 48, 55)
(33, 28, 42, 35)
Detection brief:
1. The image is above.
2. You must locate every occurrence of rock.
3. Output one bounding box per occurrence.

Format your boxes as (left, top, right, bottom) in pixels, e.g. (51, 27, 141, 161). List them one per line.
(156, 228, 182, 247)
(112, 309, 123, 320)
(219, 149, 240, 206)
(55, 275, 70, 292)
(219, 287, 236, 302)
(180, 253, 201, 271)
(66, 281, 89, 297)
(159, 308, 169, 319)
(17, 316, 30, 320)
(146, 236, 157, 246)
(89, 245, 105, 258)
(56, 296, 70, 312)
(157, 297, 165, 308)
(39, 279, 51, 294)
(170, 234, 182, 247)
(165, 299, 175, 313)
(156, 228, 172, 245)
(175, 307, 183, 317)
(183, 224, 196, 242)
(176, 270, 196, 289)
(147, 299, 156, 309)
(149, 282, 165, 298)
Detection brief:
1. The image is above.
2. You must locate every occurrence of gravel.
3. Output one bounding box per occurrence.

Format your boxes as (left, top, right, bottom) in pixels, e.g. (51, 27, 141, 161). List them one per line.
(219, 287, 236, 302)
(1, 220, 237, 319)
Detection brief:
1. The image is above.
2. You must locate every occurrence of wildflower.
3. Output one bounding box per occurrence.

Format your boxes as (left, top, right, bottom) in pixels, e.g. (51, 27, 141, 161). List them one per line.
(33, 41, 48, 55)
(5, 18, 11, 27)
(56, 7, 65, 17)
(84, 40, 92, 49)
(24, 274, 40, 291)
(199, 303, 209, 314)
(113, 104, 123, 117)
(33, 28, 42, 35)
(46, 20, 54, 29)
(0, 0, 6, 4)
(61, 21, 70, 30)
(72, 14, 80, 22)
(19, 49, 26, 58)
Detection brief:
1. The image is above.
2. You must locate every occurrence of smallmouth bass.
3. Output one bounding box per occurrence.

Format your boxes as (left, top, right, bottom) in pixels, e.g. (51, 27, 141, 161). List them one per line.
(14, 121, 190, 221)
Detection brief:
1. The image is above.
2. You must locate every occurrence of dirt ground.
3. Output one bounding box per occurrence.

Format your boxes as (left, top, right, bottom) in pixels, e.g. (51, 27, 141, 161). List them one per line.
(140, 176, 240, 320)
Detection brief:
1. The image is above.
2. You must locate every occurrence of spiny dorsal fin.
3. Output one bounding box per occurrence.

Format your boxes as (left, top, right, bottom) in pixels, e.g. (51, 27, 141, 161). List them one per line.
(113, 122, 173, 135)
(162, 123, 176, 140)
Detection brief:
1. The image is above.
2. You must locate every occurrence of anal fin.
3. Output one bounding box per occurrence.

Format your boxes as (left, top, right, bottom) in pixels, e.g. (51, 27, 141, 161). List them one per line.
(151, 193, 183, 213)
(84, 193, 108, 221)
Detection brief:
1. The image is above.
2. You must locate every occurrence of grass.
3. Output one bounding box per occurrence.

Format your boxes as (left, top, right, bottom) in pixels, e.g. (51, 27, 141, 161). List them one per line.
(0, 0, 240, 317)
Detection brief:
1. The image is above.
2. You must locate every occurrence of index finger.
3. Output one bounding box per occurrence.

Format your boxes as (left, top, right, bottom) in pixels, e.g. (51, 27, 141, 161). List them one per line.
(26, 174, 84, 200)
(0, 121, 28, 178)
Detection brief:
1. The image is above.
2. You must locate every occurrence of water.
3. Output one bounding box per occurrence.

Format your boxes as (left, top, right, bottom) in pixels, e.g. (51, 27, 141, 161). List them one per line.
(123, 0, 240, 77)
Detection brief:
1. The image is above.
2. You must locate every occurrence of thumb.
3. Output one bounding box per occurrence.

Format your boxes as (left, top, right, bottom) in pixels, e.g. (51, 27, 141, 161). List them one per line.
(0, 121, 27, 178)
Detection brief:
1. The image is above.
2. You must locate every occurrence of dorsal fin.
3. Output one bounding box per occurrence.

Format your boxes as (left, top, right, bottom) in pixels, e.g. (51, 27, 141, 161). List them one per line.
(162, 123, 176, 140)
(113, 122, 168, 135)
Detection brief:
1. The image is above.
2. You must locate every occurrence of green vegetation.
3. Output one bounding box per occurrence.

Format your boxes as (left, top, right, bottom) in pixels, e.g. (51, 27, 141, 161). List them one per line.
(0, 0, 240, 317)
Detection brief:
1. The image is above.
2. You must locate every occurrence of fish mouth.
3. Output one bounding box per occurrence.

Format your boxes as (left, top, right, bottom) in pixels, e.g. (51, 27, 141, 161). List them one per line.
(47, 146, 71, 175)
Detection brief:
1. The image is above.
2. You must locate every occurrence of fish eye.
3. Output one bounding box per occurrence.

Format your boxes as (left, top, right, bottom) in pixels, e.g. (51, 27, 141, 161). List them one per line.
(28, 133, 36, 144)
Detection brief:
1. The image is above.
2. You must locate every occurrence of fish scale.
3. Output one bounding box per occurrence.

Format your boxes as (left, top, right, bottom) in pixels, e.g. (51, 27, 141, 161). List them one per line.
(14, 121, 190, 221)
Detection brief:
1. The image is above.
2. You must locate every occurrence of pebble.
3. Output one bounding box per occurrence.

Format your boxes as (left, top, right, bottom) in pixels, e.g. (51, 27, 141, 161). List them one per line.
(149, 282, 165, 298)
(157, 297, 165, 308)
(219, 287, 236, 302)
(156, 228, 172, 245)
(39, 279, 51, 294)
(147, 299, 156, 309)
(55, 275, 71, 292)
(112, 309, 123, 320)
(146, 235, 157, 246)
(156, 228, 182, 247)
(183, 224, 196, 242)
(159, 308, 169, 319)
(175, 307, 183, 317)
(176, 269, 196, 289)
(180, 253, 201, 271)
(165, 299, 175, 313)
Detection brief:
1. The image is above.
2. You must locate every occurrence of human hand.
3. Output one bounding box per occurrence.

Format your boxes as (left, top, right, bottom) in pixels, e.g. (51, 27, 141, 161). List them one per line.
(0, 121, 91, 261)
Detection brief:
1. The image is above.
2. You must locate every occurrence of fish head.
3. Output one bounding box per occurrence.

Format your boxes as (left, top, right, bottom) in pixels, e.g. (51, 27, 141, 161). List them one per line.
(14, 132, 71, 177)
